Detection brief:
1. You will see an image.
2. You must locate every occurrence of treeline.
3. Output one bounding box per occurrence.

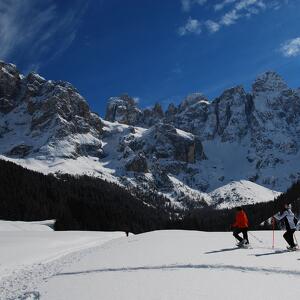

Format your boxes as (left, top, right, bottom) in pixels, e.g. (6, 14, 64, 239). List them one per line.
(2, 158, 300, 233)
(170, 181, 300, 231)
(0, 159, 173, 233)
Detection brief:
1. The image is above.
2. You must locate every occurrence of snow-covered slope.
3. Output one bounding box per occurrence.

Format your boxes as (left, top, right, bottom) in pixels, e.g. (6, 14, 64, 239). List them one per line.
(209, 180, 281, 209)
(4, 229, 300, 300)
(0, 220, 55, 231)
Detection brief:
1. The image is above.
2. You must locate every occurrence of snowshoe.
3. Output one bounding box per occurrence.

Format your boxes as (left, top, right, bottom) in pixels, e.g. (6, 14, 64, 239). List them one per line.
(287, 246, 298, 251)
(237, 242, 250, 249)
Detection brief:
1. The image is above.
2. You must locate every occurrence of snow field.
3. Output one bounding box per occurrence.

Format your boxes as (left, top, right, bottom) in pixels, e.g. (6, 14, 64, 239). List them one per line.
(1, 221, 300, 300)
(0, 221, 124, 299)
(39, 230, 300, 300)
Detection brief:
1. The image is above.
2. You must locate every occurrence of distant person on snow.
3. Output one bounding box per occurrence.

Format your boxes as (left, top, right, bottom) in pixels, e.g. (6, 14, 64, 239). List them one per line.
(124, 224, 130, 237)
(273, 203, 298, 251)
(232, 207, 249, 246)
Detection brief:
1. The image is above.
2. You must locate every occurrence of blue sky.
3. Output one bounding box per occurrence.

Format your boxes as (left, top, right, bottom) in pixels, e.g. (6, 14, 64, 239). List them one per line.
(1, 0, 300, 116)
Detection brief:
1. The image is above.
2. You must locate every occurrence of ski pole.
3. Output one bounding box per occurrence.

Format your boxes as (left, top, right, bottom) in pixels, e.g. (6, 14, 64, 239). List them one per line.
(272, 217, 275, 249)
(248, 232, 263, 244)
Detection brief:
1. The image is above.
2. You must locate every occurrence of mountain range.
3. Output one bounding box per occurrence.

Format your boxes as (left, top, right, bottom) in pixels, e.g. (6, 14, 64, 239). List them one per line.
(2, 61, 300, 209)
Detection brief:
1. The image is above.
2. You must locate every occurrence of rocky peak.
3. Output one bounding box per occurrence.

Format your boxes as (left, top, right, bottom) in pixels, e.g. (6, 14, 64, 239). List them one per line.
(0, 62, 21, 113)
(178, 93, 209, 113)
(153, 103, 164, 117)
(164, 93, 210, 136)
(166, 103, 177, 115)
(214, 85, 250, 141)
(26, 72, 46, 85)
(142, 102, 164, 127)
(0, 62, 104, 159)
(0, 61, 19, 79)
(217, 85, 246, 104)
(252, 71, 288, 95)
(165, 103, 178, 123)
(105, 94, 142, 125)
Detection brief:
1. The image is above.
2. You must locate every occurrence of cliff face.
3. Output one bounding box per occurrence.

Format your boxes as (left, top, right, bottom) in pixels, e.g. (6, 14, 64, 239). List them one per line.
(0, 61, 104, 159)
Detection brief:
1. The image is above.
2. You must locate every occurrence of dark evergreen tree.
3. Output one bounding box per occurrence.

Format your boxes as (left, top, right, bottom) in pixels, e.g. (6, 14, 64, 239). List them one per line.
(0, 159, 172, 233)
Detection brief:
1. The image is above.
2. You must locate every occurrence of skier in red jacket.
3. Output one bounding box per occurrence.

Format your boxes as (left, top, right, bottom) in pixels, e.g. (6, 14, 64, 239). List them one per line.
(232, 207, 249, 246)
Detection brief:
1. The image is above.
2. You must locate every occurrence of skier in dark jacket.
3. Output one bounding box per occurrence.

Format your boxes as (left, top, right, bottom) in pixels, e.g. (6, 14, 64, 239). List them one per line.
(273, 203, 298, 251)
(232, 207, 249, 246)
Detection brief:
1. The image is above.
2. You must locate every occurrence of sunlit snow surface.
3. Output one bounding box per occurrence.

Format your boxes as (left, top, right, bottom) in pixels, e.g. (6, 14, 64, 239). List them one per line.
(0, 221, 124, 299)
(1, 223, 300, 300)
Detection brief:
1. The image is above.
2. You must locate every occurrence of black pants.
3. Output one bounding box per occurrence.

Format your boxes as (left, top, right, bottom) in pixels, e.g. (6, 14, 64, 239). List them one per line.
(283, 229, 296, 247)
(233, 228, 249, 244)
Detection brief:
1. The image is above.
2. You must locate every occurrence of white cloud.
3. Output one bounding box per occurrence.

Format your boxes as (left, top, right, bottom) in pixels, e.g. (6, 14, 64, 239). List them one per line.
(235, 0, 265, 11)
(216, 0, 268, 29)
(0, 0, 87, 71)
(205, 20, 221, 33)
(214, 0, 237, 11)
(180, 0, 290, 36)
(181, 0, 207, 12)
(220, 9, 240, 25)
(280, 38, 300, 57)
(178, 17, 202, 36)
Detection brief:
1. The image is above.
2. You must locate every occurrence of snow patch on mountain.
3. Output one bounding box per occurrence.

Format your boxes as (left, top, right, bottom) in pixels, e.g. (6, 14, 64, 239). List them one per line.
(209, 180, 281, 209)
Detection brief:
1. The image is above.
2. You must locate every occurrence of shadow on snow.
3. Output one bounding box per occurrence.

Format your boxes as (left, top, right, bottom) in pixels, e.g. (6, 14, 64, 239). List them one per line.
(204, 247, 241, 254)
(54, 263, 300, 277)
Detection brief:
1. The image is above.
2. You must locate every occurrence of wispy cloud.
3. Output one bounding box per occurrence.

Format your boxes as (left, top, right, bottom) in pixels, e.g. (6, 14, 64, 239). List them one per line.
(280, 37, 300, 57)
(219, 0, 266, 26)
(205, 20, 221, 33)
(181, 0, 207, 12)
(220, 9, 240, 26)
(178, 17, 202, 36)
(214, 0, 237, 11)
(0, 0, 87, 72)
(178, 0, 287, 36)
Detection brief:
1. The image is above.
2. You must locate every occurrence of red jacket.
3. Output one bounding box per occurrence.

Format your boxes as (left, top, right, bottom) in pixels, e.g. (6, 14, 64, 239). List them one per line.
(233, 210, 248, 228)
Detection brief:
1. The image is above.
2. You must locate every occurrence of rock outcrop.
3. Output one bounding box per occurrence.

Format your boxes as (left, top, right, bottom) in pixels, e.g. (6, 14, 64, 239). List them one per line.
(105, 94, 142, 125)
(0, 62, 21, 113)
(0, 62, 104, 159)
(125, 152, 148, 173)
(119, 123, 205, 164)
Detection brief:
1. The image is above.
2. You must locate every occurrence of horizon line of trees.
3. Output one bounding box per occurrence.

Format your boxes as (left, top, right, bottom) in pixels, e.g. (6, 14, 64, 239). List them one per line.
(0, 159, 172, 233)
(1, 158, 300, 232)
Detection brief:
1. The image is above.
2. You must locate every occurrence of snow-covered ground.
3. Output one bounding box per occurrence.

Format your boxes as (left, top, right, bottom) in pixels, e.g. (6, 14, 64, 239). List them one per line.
(0, 221, 124, 299)
(1, 223, 300, 300)
(0, 220, 55, 232)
